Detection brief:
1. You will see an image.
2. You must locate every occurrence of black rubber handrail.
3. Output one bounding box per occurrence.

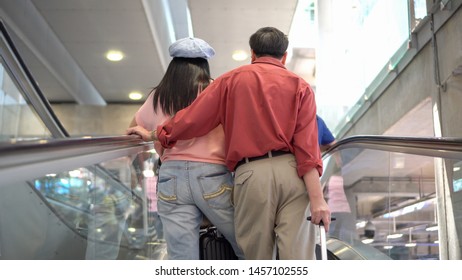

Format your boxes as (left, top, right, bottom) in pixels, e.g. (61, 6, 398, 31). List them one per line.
(324, 135, 462, 159)
(3, 134, 462, 166)
(0, 135, 144, 153)
(0, 135, 148, 171)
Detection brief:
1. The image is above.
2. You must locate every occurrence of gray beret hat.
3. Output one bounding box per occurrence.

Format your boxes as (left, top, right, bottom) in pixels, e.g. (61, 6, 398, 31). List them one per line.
(169, 37, 215, 59)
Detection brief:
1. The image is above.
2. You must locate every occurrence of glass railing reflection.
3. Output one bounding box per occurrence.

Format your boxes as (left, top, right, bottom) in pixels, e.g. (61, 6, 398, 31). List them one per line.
(29, 151, 167, 260)
(321, 146, 440, 260)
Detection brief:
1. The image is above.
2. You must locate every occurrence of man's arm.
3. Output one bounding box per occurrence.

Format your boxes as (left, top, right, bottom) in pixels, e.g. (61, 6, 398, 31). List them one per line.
(293, 87, 331, 230)
(303, 168, 331, 232)
(157, 80, 224, 148)
(292, 87, 323, 177)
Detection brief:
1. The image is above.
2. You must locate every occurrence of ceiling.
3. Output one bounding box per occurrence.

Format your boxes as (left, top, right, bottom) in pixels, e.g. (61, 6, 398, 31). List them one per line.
(0, 0, 314, 105)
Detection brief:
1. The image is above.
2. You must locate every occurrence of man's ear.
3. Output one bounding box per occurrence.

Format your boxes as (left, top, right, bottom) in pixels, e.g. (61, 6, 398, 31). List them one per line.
(251, 50, 257, 62)
(281, 52, 288, 65)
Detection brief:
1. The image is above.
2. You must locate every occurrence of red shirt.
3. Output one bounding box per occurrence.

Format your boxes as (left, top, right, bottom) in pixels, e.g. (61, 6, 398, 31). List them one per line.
(157, 56, 322, 177)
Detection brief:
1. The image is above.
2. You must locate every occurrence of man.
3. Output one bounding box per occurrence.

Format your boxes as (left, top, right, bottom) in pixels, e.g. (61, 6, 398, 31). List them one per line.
(145, 27, 330, 259)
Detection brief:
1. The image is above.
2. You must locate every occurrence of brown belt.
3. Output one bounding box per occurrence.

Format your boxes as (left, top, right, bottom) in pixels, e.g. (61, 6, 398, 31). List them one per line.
(236, 150, 291, 169)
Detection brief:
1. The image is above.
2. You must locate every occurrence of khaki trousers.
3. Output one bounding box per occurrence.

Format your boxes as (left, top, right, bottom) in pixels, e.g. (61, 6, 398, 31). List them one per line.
(233, 154, 316, 260)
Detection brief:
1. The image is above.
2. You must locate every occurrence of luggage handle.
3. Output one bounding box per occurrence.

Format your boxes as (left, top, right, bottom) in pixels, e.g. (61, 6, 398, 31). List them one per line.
(307, 216, 336, 260)
(200, 226, 224, 238)
(306, 216, 336, 226)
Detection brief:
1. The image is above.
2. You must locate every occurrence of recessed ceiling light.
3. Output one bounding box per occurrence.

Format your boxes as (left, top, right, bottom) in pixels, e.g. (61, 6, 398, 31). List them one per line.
(232, 50, 248, 61)
(129, 91, 143, 100)
(106, 50, 124, 61)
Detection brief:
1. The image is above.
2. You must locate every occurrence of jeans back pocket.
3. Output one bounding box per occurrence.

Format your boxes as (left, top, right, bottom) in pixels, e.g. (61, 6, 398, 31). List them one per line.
(199, 171, 233, 209)
(157, 176, 178, 203)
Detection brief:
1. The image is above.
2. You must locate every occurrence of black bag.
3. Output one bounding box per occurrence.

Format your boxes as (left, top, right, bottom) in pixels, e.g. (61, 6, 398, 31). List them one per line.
(199, 226, 238, 260)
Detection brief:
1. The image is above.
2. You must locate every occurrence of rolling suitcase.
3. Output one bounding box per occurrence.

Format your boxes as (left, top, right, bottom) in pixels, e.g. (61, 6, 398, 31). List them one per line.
(199, 226, 238, 260)
(307, 216, 337, 260)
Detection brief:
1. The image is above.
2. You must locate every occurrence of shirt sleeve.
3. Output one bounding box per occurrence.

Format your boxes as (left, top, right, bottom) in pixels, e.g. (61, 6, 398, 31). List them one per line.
(157, 80, 223, 148)
(292, 86, 323, 177)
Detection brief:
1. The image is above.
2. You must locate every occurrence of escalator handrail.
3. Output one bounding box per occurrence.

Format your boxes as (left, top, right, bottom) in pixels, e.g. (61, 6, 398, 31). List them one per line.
(1, 134, 152, 219)
(324, 135, 462, 159)
(4, 134, 462, 168)
(0, 134, 145, 152)
(0, 135, 150, 170)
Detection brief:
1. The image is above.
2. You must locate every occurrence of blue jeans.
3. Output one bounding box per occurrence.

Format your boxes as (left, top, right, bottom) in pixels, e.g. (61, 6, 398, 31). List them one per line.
(157, 161, 244, 260)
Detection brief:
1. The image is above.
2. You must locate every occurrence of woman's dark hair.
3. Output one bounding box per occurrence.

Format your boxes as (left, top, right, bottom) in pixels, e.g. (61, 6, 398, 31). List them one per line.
(249, 27, 289, 59)
(152, 57, 211, 116)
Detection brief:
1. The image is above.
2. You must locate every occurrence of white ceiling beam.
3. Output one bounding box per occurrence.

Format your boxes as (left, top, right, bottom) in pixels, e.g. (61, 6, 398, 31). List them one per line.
(141, 0, 192, 72)
(0, 0, 106, 105)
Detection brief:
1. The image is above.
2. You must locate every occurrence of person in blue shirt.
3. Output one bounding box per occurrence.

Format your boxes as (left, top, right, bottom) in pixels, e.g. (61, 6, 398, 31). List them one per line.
(316, 115, 357, 243)
(317, 115, 336, 152)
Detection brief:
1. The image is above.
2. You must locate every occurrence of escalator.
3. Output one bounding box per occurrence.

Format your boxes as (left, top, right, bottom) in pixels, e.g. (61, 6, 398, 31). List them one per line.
(4, 134, 462, 260)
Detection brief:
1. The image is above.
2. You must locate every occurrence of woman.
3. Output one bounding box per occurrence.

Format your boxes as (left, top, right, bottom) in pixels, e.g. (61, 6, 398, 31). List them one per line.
(127, 37, 243, 260)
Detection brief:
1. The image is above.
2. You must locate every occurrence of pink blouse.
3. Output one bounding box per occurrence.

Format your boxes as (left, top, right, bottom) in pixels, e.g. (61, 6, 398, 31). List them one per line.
(135, 92, 226, 165)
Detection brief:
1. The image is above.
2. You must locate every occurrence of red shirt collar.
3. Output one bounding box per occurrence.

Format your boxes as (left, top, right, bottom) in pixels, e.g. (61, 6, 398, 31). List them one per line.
(252, 56, 286, 69)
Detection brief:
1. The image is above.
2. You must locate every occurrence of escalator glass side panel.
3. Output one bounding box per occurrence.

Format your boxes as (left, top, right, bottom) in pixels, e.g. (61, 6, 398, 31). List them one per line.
(320, 142, 462, 259)
(0, 148, 166, 260)
(0, 62, 51, 141)
(0, 21, 68, 139)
